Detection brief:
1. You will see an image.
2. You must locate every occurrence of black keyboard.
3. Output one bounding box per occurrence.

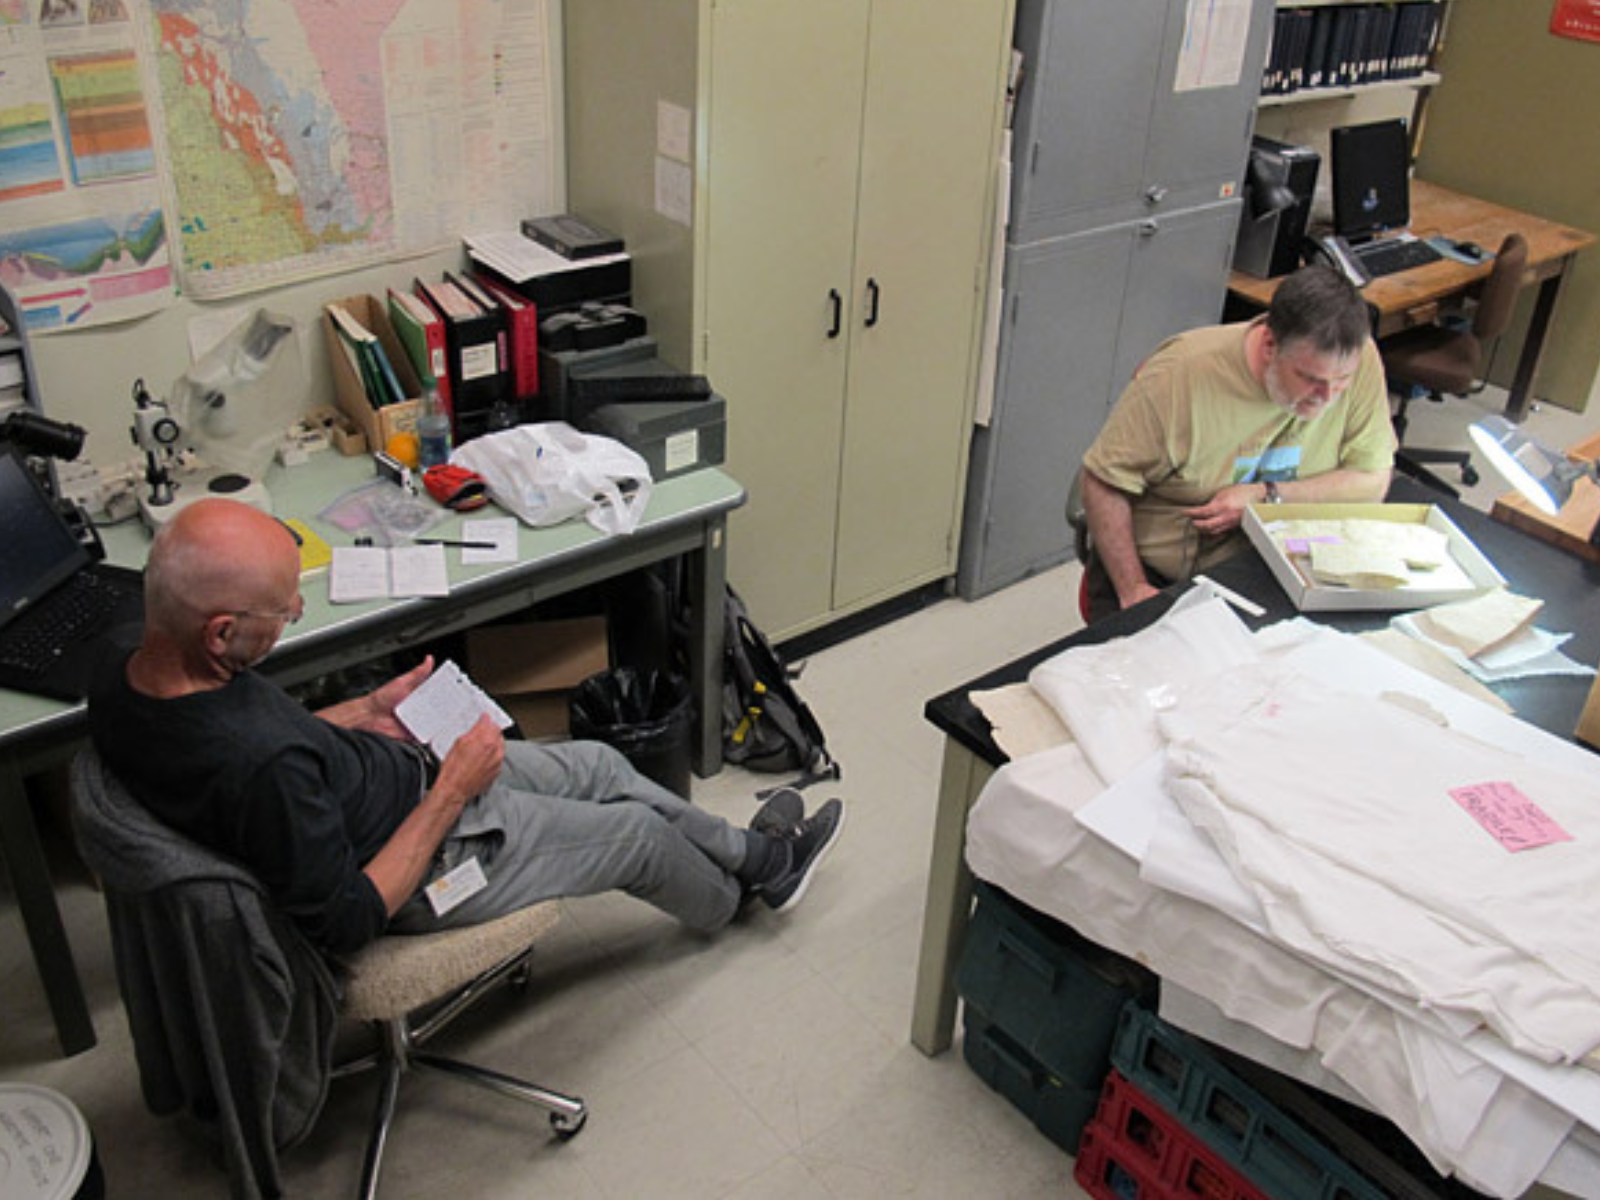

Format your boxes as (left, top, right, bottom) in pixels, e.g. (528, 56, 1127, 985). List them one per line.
(1352, 238, 1443, 278)
(0, 570, 130, 674)
(568, 373, 713, 404)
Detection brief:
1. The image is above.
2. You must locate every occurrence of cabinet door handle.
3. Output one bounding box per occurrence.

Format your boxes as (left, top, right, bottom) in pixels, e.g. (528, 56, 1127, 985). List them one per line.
(827, 288, 843, 338)
(864, 278, 881, 328)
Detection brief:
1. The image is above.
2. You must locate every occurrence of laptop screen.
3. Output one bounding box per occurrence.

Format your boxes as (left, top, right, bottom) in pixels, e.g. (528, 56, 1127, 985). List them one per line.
(0, 450, 92, 629)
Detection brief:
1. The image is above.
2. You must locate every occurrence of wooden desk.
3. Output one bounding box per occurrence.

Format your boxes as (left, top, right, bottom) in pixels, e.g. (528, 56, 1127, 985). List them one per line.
(2, 455, 745, 1057)
(911, 479, 1600, 1056)
(1229, 180, 1597, 422)
(1490, 429, 1600, 565)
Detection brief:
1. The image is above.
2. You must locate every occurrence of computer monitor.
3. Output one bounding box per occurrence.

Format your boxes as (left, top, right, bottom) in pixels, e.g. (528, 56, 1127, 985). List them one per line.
(1330, 119, 1412, 243)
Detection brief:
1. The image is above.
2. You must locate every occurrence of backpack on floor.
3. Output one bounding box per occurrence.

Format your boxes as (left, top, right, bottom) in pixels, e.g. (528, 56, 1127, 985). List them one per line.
(721, 587, 839, 785)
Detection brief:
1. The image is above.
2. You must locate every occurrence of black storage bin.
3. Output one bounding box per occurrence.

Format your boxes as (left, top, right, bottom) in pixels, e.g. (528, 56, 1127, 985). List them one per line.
(569, 669, 693, 799)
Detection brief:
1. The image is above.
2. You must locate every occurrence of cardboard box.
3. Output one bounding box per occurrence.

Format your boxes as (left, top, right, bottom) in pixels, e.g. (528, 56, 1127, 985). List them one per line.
(324, 294, 423, 454)
(465, 617, 609, 738)
(1242, 502, 1505, 611)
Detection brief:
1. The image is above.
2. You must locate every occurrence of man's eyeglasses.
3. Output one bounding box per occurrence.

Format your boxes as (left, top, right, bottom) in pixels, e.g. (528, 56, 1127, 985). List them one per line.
(228, 603, 303, 626)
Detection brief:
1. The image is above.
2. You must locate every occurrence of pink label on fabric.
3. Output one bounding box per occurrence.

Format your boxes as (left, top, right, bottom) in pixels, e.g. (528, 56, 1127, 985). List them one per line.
(1449, 782, 1573, 852)
(1285, 535, 1341, 555)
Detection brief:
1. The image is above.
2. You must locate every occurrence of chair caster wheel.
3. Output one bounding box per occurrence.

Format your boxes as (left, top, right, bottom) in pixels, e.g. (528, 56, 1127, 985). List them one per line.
(551, 1109, 588, 1140)
(1462, 466, 1480, 487)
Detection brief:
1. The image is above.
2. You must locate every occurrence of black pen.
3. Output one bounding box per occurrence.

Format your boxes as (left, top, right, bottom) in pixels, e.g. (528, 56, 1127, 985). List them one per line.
(415, 537, 498, 549)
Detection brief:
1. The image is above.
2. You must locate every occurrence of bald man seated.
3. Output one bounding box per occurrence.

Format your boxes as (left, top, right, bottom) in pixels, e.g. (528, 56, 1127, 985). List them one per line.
(88, 499, 843, 953)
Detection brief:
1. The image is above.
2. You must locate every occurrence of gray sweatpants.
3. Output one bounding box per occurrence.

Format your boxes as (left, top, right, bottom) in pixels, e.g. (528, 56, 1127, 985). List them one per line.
(390, 740, 749, 935)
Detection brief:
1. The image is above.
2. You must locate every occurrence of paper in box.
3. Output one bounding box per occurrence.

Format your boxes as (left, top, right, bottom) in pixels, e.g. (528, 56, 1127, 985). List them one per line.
(465, 618, 609, 739)
(324, 294, 423, 453)
(1242, 502, 1504, 612)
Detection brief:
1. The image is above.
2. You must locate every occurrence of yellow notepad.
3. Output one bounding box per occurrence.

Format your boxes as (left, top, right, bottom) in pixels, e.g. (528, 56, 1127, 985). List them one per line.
(282, 519, 333, 575)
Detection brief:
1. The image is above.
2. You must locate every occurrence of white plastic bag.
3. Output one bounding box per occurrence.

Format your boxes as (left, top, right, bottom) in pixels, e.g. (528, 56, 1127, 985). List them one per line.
(451, 422, 653, 535)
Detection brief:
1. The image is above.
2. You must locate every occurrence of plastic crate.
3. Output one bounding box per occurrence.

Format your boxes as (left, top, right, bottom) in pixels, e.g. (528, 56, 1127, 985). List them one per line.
(961, 1007, 1102, 1155)
(956, 883, 1155, 1088)
(1111, 1004, 1386, 1200)
(1075, 1091, 1270, 1200)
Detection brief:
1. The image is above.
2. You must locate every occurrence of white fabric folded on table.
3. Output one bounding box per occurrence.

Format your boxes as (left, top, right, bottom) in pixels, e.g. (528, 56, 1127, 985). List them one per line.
(966, 595, 1600, 1196)
(1159, 662, 1600, 1065)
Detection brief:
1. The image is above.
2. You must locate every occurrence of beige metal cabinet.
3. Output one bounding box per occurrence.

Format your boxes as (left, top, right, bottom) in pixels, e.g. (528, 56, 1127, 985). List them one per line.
(566, 0, 1013, 638)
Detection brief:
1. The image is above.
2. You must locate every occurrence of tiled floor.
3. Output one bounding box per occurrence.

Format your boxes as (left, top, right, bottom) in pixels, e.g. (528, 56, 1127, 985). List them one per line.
(3, 381, 1597, 1198)
(0, 563, 1092, 1199)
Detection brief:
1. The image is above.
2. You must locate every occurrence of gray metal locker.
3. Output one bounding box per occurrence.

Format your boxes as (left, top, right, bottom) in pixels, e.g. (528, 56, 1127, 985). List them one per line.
(957, 0, 1273, 600)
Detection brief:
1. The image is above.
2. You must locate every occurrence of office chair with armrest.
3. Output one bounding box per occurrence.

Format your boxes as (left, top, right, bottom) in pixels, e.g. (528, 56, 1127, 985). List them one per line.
(1380, 232, 1529, 491)
(70, 747, 586, 1200)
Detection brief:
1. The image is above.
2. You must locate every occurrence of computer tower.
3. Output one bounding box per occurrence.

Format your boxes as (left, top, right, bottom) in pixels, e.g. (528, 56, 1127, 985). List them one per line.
(1233, 137, 1320, 279)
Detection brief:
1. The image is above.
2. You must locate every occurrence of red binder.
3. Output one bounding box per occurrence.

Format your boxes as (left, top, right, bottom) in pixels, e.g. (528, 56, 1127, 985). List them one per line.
(471, 270, 540, 399)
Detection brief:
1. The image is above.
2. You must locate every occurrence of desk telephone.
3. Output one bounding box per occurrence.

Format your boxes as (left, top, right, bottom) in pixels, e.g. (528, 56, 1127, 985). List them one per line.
(1304, 234, 1370, 288)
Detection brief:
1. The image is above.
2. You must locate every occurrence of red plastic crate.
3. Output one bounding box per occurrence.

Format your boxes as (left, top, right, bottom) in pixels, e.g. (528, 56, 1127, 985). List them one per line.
(1073, 1073, 1270, 1200)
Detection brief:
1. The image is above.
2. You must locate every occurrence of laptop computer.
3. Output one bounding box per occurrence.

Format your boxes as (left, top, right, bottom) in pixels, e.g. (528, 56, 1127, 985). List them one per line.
(0, 449, 143, 702)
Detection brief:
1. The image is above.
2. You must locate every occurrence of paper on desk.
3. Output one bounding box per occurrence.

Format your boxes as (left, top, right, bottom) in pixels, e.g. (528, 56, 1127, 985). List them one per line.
(329, 545, 449, 603)
(970, 683, 1074, 761)
(329, 546, 390, 603)
(394, 660, 513, 757)
(461, 517, 518, 565)
(464, 231, 628, 282)
(1392, 612, 1594, 683)
(389, 545, 449, 596)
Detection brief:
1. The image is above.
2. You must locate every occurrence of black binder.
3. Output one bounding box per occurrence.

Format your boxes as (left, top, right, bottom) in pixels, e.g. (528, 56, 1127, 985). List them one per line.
(415, 275, 508, 425)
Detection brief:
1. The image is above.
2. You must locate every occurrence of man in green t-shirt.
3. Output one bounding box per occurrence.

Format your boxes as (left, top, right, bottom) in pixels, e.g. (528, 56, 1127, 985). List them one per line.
(1080, 265, 1395, 622)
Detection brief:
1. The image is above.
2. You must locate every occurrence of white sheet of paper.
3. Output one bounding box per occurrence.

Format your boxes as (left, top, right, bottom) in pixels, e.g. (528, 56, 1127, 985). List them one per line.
(328, 546, 391, 603)
(460, 517, 518, 565)
(389, 545, 450, 597)
(394, 660, 513, 757)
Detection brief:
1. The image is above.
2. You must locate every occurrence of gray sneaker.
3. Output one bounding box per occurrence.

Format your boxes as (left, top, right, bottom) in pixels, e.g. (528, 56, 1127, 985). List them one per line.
(749, 787, 805, 837)
(761, 798, 844, 913)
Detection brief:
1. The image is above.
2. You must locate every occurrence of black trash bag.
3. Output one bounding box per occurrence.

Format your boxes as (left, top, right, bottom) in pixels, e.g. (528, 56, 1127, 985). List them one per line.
(569, 668, 693, 799)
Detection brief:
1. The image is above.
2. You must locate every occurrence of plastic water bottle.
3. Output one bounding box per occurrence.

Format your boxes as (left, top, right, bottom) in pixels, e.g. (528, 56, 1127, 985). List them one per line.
(417, 384, 452, 468)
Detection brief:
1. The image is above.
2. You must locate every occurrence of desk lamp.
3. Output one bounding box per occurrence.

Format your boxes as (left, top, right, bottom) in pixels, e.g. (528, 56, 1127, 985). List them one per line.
(1468, 415, 1600, 548)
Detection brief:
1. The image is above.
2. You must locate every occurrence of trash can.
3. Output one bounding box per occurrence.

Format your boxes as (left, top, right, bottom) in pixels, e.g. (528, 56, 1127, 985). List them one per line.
(569, 669, 694, 799)
(0, 1084, 104, 1199)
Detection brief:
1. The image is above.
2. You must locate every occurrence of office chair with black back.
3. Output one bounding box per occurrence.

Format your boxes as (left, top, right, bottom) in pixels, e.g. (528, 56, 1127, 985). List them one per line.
(1380, 232, 1529, 492)
(70, 746, 586, 1200)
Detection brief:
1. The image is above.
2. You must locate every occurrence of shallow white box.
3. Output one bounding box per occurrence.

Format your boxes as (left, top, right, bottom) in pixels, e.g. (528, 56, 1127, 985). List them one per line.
(1242, 502, 1505, 612)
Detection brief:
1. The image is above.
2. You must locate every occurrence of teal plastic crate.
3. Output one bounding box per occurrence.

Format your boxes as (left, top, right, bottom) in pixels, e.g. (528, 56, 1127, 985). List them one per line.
(956, 883, 1155, 1089)
(961, 1007, 1103, 1155)
(1111, 1004, 1392, 1200)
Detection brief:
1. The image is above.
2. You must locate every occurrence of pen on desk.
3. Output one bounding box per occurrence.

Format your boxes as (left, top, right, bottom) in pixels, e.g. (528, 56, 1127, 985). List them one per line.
(415, 537, 498, 549)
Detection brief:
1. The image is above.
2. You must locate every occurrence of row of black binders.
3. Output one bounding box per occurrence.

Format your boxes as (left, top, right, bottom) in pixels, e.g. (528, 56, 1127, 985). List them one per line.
(1262, 2, 1442, 97)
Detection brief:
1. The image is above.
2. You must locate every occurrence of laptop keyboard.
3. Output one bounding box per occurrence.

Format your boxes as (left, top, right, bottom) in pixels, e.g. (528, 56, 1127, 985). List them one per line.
(0, 570, 131, 674)
(1353, 238, 1444, 278)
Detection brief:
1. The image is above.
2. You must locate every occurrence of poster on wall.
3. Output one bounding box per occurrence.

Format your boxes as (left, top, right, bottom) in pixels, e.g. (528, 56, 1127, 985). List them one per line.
(1552, 0, 1600, 43)
(1, 0, 556, 326)
(0, 3, 175, 333)
(147, 0, 556, 300)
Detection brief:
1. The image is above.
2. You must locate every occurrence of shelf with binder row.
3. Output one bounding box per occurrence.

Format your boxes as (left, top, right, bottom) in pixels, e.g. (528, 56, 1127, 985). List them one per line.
(1258, 69, 1440, 108)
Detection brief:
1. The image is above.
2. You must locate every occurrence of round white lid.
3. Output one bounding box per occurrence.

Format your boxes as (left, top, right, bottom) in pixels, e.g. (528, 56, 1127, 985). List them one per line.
(0, 1084, 92, 1200)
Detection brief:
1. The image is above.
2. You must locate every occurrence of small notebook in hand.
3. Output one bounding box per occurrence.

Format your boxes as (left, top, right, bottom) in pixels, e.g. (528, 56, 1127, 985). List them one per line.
(394, 660, 513, 757)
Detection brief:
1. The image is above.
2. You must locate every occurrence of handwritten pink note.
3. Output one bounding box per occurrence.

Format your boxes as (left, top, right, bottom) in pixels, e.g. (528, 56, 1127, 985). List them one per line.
(1449, 781, 1573, 853)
